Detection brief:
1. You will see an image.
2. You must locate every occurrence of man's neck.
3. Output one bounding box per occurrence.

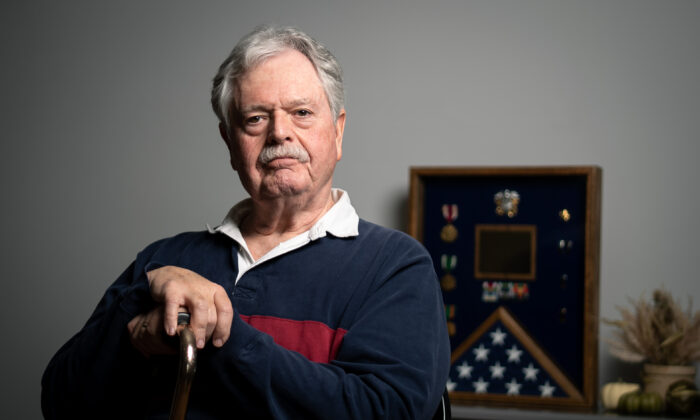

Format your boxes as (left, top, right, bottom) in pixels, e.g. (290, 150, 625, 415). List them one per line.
(240, 189, 336, 260)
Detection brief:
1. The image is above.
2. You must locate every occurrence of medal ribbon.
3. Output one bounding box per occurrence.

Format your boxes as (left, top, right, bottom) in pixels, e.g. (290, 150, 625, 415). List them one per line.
(440, 254, 457, 272)
(441, 204, 458, 223)
(514, 283, 529, 298)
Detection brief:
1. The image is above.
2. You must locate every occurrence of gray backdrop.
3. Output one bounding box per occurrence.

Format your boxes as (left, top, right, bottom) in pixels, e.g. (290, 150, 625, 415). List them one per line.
(2, 0, 699, 418)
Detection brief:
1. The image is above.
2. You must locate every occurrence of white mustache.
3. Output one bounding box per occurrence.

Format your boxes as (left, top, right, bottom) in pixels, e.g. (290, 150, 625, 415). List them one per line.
(258, 144, 310, 164)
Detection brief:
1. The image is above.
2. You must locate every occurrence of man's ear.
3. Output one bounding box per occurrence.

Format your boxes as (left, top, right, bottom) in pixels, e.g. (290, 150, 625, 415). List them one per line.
(219, 122, 230, 143)
(219, 122, 239, 171)
(334, 110, 346, 161)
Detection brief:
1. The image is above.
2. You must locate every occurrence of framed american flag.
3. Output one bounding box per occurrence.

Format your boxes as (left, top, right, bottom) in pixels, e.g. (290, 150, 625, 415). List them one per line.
(408, 166, 601, 412)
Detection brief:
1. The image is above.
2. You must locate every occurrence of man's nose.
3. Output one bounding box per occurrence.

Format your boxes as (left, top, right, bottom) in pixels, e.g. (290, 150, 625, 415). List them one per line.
(268, 112, 292, 143)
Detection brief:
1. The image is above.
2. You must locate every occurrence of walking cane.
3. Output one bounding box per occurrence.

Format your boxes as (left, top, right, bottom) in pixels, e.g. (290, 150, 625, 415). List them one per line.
(169, 312, 197, 420)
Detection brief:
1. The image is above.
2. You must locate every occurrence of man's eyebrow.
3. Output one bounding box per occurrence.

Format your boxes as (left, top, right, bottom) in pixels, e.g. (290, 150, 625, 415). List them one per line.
(283, 98, 313, 108)
(238, 98, 314, 114)
(239, 104, 270, 114)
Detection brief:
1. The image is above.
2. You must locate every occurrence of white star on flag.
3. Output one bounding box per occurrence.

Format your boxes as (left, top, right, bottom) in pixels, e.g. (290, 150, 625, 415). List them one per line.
(446, 378, 457, 392)
(539, 380, 556, 397)
(489, 328, 507, 345)
(457, 361, 473, 379)
(505, 378, 522, 395)
(505, 344, 523, 363)
(473, 344, 490, 361)
(472, 377, 489, 393)
(448, 322, 563, 398)
(489, 361, 505, 379)
(523, 363, 539, 381)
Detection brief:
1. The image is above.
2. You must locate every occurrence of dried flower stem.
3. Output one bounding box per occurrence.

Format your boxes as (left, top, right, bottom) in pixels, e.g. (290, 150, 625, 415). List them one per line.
(605, 288, 700, 365)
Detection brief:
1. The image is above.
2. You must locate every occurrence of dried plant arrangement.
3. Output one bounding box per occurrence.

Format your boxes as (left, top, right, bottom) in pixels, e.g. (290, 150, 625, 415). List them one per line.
(604, 288, 700, 365)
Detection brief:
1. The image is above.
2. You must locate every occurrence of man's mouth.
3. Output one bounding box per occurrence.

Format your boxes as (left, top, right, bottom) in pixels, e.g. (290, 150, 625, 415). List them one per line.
(265, 156, 300, 167)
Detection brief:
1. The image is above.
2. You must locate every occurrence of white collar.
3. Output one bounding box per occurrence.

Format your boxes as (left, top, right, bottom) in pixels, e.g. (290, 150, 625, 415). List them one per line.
(209, 188, 359, 261)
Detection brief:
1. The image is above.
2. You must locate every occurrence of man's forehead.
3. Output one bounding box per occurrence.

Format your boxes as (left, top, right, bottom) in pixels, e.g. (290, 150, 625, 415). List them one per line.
(232, 51, 329, 113)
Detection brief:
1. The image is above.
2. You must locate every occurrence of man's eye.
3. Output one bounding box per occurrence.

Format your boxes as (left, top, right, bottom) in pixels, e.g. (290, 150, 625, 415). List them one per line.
(246, 116, 263, 124)
(295, 109, 312, 117)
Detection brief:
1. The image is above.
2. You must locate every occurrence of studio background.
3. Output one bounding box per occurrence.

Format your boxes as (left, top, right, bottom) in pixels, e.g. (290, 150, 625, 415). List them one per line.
(2, 1, 699, 418)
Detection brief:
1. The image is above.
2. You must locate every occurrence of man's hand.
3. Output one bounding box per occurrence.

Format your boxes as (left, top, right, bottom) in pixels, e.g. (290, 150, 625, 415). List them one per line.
(147, 265, 233, 349)
(127, 306, 178, 357)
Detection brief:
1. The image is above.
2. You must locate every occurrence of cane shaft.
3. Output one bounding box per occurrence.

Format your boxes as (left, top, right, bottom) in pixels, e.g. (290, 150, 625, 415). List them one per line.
(169, 313, 197, 420)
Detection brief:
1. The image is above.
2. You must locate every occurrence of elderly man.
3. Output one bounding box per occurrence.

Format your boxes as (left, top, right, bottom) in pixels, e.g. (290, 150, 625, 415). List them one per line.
(42, 26, 450, 419)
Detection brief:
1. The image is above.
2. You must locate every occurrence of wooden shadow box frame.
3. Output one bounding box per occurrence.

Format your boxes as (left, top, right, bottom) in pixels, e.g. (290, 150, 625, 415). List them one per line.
(408, 166, 601, 412)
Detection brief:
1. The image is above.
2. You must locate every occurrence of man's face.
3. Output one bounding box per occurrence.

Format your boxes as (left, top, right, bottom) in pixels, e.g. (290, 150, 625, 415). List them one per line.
(222, 49, 345, 201)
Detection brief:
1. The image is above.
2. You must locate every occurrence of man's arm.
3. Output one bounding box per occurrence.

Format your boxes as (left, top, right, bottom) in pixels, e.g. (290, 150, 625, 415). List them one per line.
(40, 261, 155, 418)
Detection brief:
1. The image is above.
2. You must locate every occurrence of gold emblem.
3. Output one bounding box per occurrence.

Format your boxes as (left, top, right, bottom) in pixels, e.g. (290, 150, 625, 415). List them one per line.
(494, 189, 520, 218)
(559, 209, 571, 222)
(441, 273, 457, 291)
(440, 223, 458, 243)
(440, 204, 458, 242)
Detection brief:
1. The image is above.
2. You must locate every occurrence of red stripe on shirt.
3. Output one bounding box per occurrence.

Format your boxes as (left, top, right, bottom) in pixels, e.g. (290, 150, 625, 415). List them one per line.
(240, 315, 347, 363)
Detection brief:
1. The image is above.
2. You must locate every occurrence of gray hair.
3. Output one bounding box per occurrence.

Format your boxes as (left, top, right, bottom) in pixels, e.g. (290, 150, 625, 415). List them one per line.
(211, 26, 345, 131)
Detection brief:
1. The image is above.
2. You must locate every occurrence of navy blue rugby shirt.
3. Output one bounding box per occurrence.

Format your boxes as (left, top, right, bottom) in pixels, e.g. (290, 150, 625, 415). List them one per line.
(41, 190, 451, 419)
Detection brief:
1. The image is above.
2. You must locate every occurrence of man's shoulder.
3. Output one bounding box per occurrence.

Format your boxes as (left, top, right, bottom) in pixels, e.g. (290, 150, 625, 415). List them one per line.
(138, 230, 232, 261)
(349, 219, 438, 290)
(357, 218, 418, 240)
(356, 219, 429, 255)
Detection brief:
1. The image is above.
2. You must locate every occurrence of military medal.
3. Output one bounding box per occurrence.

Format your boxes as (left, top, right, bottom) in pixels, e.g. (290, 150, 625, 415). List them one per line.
(494, 189, 520, 218)
(559, 208, 571, 222)
(445, 304, 456, 336)
(482, 281, 500, 302)
(513, 282, 530, 300)
(440, 204, 458, 242)
(440, 254, 457, 291)
(502, 282, 515, 299)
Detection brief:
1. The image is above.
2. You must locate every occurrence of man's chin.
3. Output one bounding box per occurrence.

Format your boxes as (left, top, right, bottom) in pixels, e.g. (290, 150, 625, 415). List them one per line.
(260, 175, 310, 198)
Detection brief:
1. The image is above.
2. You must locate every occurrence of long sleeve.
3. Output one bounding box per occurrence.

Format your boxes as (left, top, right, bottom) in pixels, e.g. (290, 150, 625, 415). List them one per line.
(41, 252, 158, 418)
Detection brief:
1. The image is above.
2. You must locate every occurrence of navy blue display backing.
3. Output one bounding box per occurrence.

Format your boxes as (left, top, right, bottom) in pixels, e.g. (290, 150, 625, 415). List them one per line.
(422, 175, 588, 390)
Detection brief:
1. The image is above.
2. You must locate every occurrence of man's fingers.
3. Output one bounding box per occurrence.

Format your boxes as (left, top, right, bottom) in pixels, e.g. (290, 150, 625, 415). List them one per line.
(190, 299, 211, 349)
(127, 315, 141, 336)
(163, 300, 181, 336)
(128, 314, 150, 356)
(128, 307, 180, 358)
(147, 266, 233, 350)
(212, 289, 234, 347)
